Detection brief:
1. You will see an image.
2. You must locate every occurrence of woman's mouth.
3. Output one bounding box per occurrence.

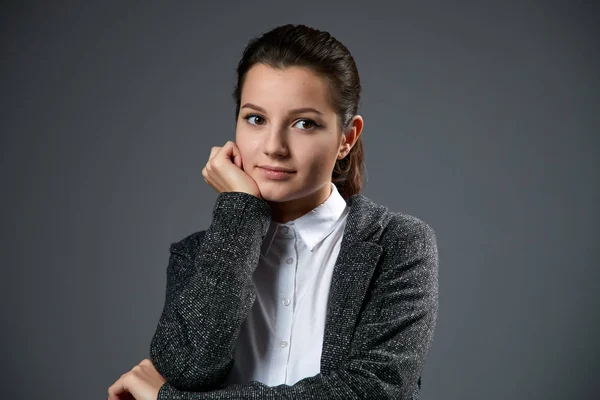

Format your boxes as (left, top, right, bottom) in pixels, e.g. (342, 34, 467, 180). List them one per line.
(259, 167, 296, 180)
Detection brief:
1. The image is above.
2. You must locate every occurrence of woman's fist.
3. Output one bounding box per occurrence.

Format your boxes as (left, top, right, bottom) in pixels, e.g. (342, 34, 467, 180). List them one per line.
(202, 141, 262, 199)
(107, 358, 165, 400)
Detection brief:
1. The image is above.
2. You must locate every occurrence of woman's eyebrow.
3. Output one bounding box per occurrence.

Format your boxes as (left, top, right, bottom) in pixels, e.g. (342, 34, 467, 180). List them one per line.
(241, 103, 323, 116)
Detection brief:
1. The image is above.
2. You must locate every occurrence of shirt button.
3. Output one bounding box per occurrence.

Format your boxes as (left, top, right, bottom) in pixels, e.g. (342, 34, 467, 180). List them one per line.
(285, 257, 294, 264)
(282, 297, 291, 306)
(282, 226, 289, 234)
(280, 340, 288, 348)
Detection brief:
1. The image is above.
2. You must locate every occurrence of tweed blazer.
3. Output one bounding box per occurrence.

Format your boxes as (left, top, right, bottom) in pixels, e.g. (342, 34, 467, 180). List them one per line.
(149, 190, 439, 399)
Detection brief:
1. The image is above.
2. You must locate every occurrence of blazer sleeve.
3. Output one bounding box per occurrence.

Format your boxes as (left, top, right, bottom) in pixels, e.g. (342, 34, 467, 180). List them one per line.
(156, 215, 439, 400)
(149, 191, 272, 392)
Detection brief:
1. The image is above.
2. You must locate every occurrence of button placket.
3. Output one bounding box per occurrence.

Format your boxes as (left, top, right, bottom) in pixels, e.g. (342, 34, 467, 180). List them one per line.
(274, 222, 295, 380)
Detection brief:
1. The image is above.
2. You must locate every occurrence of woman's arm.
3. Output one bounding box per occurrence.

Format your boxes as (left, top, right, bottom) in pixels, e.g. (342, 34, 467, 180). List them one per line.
(155, 215, 439, 399)
(149, 191, 272, 392)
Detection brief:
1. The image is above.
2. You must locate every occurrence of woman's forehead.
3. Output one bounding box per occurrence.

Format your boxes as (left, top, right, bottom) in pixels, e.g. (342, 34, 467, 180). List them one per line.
(241, 64, 334, 112)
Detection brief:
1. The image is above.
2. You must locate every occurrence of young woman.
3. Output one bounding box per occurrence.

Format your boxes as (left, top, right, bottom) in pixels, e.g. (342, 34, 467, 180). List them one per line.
(108, 24, 439, 400)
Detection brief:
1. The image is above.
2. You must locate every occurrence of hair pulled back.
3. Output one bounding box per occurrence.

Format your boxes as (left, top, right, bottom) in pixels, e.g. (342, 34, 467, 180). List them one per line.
(232, 24, 365, 200)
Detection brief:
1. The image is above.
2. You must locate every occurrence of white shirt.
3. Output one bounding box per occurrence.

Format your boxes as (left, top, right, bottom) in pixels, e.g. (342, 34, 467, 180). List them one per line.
(224, 182, 349, 387)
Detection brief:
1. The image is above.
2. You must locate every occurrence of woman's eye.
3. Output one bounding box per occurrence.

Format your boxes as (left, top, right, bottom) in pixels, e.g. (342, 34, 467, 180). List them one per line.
(293, 119, 318, 130)
(246, 115, 266, 125)
(244, 115, 319, 130)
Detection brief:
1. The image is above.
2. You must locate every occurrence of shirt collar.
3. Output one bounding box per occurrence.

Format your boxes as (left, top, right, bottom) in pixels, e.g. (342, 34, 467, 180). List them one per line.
(261, 182, 348, 254)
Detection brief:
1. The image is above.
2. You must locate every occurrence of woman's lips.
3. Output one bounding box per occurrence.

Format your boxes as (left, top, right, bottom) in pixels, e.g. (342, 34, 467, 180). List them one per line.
(260, 167, 296, 180)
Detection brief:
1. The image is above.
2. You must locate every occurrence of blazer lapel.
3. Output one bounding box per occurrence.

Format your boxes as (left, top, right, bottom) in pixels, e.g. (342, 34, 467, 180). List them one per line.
(320, 194, 387, 374)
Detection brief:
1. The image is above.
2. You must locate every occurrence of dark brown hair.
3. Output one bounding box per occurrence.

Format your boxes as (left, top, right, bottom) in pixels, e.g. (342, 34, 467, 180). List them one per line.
(232, 24, 365, 200)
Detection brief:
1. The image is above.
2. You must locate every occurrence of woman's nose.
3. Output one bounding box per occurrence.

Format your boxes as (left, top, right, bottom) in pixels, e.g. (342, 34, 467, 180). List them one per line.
(263, 127, 289, 157)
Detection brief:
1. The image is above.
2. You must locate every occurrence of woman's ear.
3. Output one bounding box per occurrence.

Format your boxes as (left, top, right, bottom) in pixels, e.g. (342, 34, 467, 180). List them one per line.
(338, 115, 364, 158)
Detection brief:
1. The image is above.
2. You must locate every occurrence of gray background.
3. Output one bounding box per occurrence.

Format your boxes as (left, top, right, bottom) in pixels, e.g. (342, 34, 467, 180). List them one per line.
(1, 1, 598, 399)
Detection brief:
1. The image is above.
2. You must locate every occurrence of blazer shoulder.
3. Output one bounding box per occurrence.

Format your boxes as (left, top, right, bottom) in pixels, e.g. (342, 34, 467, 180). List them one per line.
(381, 210, 437, 252)
(376, 211, 439, 288)
(169, 230, 207, 259)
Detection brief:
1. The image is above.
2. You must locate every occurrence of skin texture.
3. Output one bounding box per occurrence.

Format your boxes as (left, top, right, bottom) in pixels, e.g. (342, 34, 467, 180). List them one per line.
(202, 141, 263, 199)
(234, 64, 363, 223)
(107, 358, 165, 400)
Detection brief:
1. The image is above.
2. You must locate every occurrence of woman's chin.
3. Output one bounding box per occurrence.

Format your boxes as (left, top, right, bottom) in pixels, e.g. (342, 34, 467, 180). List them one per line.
(260, 192, 290, 203)
(257, 185, 295, 203)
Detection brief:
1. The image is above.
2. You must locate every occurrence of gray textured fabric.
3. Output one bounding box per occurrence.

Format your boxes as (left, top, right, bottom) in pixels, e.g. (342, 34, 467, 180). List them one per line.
(150, 190, 439, 399)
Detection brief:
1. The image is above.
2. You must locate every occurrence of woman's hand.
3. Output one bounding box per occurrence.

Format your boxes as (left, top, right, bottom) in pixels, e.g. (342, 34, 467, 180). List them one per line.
(202, 140, 262, 199)
(107, 358, 166, 400)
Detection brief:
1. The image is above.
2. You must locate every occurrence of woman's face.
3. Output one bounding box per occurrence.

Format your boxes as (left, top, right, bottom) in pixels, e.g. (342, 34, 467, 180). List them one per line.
(235, 63, 347, 204)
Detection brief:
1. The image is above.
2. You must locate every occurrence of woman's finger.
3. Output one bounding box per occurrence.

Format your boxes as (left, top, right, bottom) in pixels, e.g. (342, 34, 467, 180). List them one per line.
(203, 140, 260, 197)
(107, 375, 130, 400)
(208, 146, 221, 161)
(220, 141, 235, 160)
(231, 142, 243, 169)
(214, 141, 239, 170)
